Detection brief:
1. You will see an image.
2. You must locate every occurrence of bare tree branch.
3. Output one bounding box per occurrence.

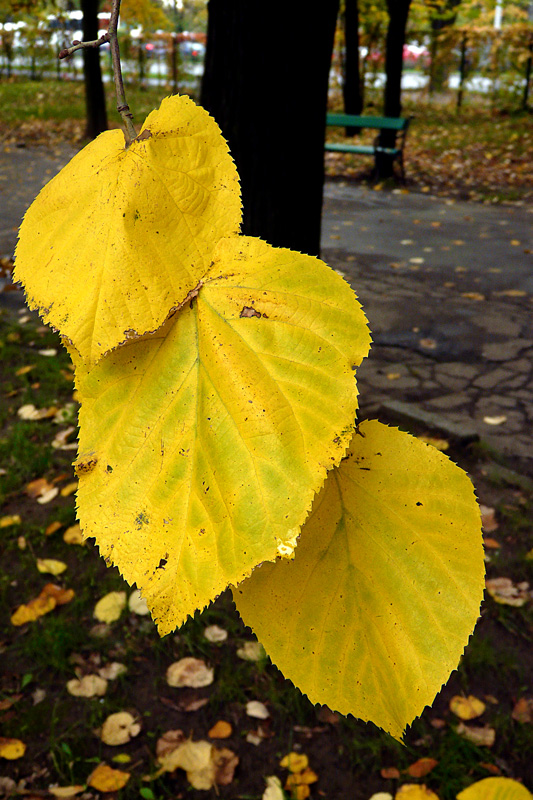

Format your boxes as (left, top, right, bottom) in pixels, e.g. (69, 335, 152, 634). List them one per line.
(58, 0, 136, 145)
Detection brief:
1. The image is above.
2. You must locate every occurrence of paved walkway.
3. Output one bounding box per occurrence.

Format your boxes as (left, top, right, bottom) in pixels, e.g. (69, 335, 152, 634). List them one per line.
(1, 145, 532, 474)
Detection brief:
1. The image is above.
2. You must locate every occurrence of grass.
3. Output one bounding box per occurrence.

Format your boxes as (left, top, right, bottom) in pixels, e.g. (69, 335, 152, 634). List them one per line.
(1, 304, 532, 800)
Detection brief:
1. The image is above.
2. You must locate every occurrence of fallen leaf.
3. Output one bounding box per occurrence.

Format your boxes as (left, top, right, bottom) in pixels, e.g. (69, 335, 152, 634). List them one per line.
(0, 738, 26, 760)
(15, 365, 35, 376)
(166, 657, 214, 688)
(11, 594, 56, 625)
(212, 746, 239, 786)
(17, 536, 26, 550)
(479, 763, 502, 775)
(26, 477, 54, 498)
(406, 758, 438, 778)
(37, 487, 59, 505)
(381, 767, 401, 779)
(286, 768, 318, 786)
(36, 558, 67, 576)
(204, 624, 228, 643)
(112, 754, 132, 764)
(60, 482, 78, 497)
(456, 722, 496, 747)
(48, 786, 85, 797)
(461, 293, 485, 301)
(417, 436, 449, 452)
(246, 731, 263, 745)
(52, 427, 77, 450)
(128, 589, 150, 615)
(483, 538, 501, 549)
(370, 794, 394, 800)
(158, 739, 216, 789)
(280, 752, 309, 773)
(100, 712, 141, 745)
(38, 348, 57, 357)
(46, 521, 62, 536)
(494, 289, 527, 297)
(40, 583, 75, 606)
(395, 786, 440, 800)
(457, 777, 533, 800)
(0, 515, 21, 527)
(98, 662, 127, 681)
(236, 641, 265, 661)
(480, 505, 498, 532)
(486, 578, 529, 607)
(246, 700, 270, 719)
(419, 338, 437, 350)
(263, 775, 285, 800)
(63, 525, 84, 545)
(511, 697, 533, 723)
(17, 404, 57, 420)
(483, 416, 507, 426)
(88, 764, 130, 792)
(94, 591, 127, 623)
(208, 720, 232, 739)
(66, 675, 108, 698)
(450, 695, 486, 721)
(156, 730, 186, 758)
(32, 688, 46, 705)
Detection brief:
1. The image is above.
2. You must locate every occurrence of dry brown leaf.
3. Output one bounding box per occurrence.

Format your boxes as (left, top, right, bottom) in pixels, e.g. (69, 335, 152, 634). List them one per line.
(456, 722, 496, 747)
(450, 695, 486, 721)
(381, 767, 401, 779)
(212, 746, 239, 786)
(100, 712, 141, 745)
(483, 538, 501, 550)
(406, 758, 438, 778)
(208, 720, 233, 739)
(166, 657, 214, 688)
(66, 675, 108, 698)
(511, 697, 533, 723)
(156, 730, 186, 758)
(88, 763, 130, 792)
(480, 505, 498, 532)
(26, 477, 54, 498)
(40, 583, 75, 606)
(0, 738, 26, 760)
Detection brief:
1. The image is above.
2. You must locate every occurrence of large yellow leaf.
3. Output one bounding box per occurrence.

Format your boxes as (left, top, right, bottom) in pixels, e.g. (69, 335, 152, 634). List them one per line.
(234, 420, 484, 739)
(73, 236, 370, 635)
(457, 778, 532, 800)
(14, 95, 241, 364)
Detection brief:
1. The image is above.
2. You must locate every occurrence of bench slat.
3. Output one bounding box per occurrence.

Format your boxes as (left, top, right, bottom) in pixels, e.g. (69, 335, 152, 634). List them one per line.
(326, 113, 408, 131)
(325, 143, 400, 156)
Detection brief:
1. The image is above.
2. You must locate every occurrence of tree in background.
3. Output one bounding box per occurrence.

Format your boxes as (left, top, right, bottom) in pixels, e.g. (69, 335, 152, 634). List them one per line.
(201, 0, 339, 258)
(340, 0, 363, 132)
(80, 0, 108, 139)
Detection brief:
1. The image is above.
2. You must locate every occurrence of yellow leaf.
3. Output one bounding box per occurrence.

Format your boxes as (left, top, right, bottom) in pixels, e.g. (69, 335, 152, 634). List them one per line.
(234, 421, 484, 739)
(395, 786, 440, 800)
(88, 763, 130, 792)
(14, 95, 242, 365)
(11, 594, 56, 625)
(285, 768, 318, 786)
(0, 737, 26, 760)
(63, 524, 84, 545)
(449, 695, 486, 720)
(60, 482, 78, 497)
(100, 712, 141, 745)
(457, 777, 532, 800)
(73, 235, 370, 634)
(0, 514, 21, 527)
(158, 739, 215, 789)
(93, 591, 127, 623)
(280, 752, 309, 773)
(36, 558, 67, 576)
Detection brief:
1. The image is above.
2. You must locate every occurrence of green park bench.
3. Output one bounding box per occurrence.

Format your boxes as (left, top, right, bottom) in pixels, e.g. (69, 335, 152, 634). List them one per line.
(325, 113, 411, 181)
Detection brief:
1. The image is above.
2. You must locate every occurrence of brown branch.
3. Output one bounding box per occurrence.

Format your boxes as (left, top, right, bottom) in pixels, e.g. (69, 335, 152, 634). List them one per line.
(58, 0, 136, 146)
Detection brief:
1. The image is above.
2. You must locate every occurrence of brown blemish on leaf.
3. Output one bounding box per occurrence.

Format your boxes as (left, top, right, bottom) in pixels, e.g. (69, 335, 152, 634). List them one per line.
(136, 129, 152, 142)
(73, 453, 98, 476)
(240, 306, 261, 319)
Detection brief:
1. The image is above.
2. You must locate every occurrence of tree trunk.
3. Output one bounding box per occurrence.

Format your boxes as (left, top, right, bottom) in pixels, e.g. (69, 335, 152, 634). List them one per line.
(342, 0, 363, 135)
(375, 0, 411, 179)
(201, 0, 339, 257)
(81, 0, 108, 139)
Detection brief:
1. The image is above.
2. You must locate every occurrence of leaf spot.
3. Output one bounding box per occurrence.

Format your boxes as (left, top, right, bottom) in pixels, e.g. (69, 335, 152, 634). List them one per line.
(240, 306, 261, 319)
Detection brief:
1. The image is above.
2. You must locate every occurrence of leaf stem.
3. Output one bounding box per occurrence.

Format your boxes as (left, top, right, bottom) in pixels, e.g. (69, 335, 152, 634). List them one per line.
(58, 0, 136, 146)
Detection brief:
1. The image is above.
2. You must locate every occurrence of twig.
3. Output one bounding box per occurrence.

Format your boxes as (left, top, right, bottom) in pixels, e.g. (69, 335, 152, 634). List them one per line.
(58, 0, 136, 145)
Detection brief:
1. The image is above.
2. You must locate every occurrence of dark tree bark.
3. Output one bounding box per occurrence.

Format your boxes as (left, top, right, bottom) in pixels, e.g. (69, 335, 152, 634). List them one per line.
(200, 0, 339, 257)
(341, 0, 363, 135)
(375, 0, 411, 179)
(81, 0, 108, 139)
